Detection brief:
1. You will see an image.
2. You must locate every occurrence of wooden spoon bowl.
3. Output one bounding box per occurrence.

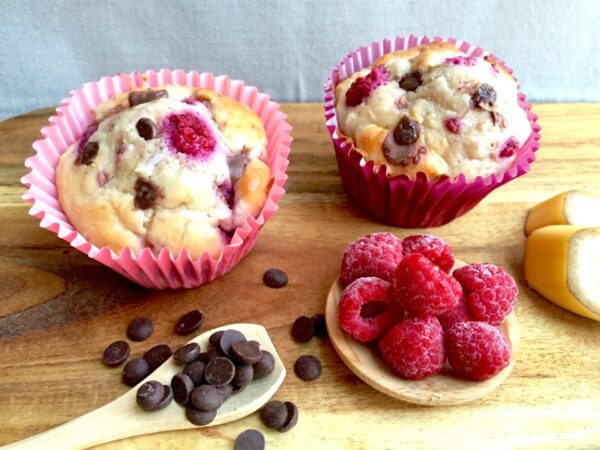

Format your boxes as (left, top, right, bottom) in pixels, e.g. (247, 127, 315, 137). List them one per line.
(325, 260, 519, 406)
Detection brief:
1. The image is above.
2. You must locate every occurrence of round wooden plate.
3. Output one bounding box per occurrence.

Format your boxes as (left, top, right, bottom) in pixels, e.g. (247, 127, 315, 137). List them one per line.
(325, 259, 520, 406)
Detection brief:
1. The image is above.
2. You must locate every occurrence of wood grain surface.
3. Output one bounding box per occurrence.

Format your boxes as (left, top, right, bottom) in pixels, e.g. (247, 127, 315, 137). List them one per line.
(0, 103, 599, 449)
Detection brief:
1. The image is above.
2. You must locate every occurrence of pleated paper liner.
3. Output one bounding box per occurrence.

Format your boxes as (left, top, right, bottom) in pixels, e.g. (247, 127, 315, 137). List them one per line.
(324, 35, 541, 227)
(22, 70, 292, 289)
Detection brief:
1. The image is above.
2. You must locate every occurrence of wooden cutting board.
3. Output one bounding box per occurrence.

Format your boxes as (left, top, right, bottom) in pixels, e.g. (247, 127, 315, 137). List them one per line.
(0, 104, 599, 449)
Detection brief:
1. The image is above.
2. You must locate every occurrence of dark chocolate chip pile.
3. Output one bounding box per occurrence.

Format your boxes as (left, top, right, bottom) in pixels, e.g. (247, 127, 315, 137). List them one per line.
(260, 400, 299, 432)
(263, 268, 288, 288)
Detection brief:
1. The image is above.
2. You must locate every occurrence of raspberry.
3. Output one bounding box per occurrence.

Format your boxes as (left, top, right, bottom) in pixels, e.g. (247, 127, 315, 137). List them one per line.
(345, 66, 389, 107)
(337, 277, 402, 343)
(498, 136, 520, 158)
(453, 263, 518, 326)
(444, 117, 462, 134)
(340, 232, 403, 287)
(402, 234, 454, 272)
(438, 295, 472, 330)
(378, 317, 444, 380)
(164, 111, 217, 158)
(445, 321, 511, 380)
(391, 253, 460, 317)
(445, 56, 478, 67)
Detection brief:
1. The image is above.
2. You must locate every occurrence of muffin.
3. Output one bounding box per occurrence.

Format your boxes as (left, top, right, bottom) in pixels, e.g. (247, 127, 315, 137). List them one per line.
(56, 84, 272, 259)
(325, 36, 540, 227)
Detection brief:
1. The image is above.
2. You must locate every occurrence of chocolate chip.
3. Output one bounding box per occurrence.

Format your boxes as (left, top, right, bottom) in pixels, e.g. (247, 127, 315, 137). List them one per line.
(392, 116, 420, 146)
(291, 316, 315, 343)
(191, 384, 224, 412)
(217, 383, 234, 401)
(171, 373, 195, 405)
(383, 132, 427, 166)
(154, 385, 174, 411)
(76, 141, 99, 166)
(228, 154, 248, 182)
(134, 178, 160, 210)
(175, 310, 205, 335)
(136, 117, 157, 140)
(127, 317, 154, 342)
(312, 314, 328, 337)
(490, 111, 507, 129)
(279, 401, 299, 432)
(233, 364, 254, 388)
(218, 330, 246, 357)
(399, 72, 422, 91)
(232, 383, 247, 394)
(136, 380, 165, 411)
(209, 330, 225, 347)
(235, 429, 266, 450)
(231, 340, 262, 365)
(253, 350, 275, 379)
(205, 347, 222, 362)
(122, 358, 151, 386)
(471, 83, 497, 110)
(294, 355, 322, 381)
(102, 340, 130, 367)
(263, 268, 288, 288)
(204, 357, 236, 387)
(261, 400, 288, 430)
(128, 89, 169, 107)
(174, 343, 201, 365)
(182, 360, 206, 385)
(143, 344, 172, 371)
(185, 405, 217, 426)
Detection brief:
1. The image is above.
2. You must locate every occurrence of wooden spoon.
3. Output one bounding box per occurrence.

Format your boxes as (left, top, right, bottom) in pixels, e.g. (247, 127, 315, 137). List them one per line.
(3, 323, 285, 450)
(325, 259, 519, 406)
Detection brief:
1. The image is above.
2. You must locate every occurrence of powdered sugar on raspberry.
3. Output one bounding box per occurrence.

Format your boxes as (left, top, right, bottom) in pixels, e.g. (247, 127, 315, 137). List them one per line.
(402, 234, 454, 273)
(345, 66, 390, 107)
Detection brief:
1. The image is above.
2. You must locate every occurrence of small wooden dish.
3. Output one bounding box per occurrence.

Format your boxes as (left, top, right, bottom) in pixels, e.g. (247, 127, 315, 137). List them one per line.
(325, 260, 519, 406)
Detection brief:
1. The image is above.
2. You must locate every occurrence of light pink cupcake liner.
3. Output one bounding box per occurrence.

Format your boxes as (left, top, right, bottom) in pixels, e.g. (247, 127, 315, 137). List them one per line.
(324, 35, 541, 227)
(22, 70, 292, 289)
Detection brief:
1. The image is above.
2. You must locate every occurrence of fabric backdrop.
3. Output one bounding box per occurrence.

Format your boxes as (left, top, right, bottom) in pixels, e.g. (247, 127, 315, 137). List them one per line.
(0, 0, 598, 120)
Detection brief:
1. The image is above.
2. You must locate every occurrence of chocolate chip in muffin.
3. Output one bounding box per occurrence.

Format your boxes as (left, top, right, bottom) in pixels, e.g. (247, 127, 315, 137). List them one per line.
(393, 116, 420, 146)
(128, 89, 169, 107)
(471, 83, 497, 110)
(127, 317, 154, 341)
(136, 117, 158, 140)
(490, 111, 508, 129)
(228, 154, 248, 182)
(399, 72, 422, 92)
(383, 130, 427, 166)
(134, 178, 160, 210)
(102, 340, 130, 367)
(76, 141, 99, 166)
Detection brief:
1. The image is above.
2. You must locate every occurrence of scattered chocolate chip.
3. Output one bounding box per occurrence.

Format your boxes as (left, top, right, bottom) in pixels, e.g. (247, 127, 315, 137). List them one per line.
(209, 330, 225, 347)
(102, 341, 130, 367)
(143, 344, 172, 371)
(383, 132, 426, 166)
(122, 358, 151, 386)
(174, 343, 201, 365)
(136, 380, 165, 411)
(136, 117, 158, 140)
(263, 268, 288, 288)
(128, 89, 169, 107)
(127, 317, 154, 341)
(175, 310, 205, 335)
(185, 405, 217, 426)
(154, 385, 174, 411)
(217, 383, 234, 401)
(218, 330, 246, 357)
(253, 351, 275, 379)
(392, 116, 420, 146)
(471, 83, 497, 110)
(204, 357, 236, 387)
(291, 316, 315, 343)
(134, 178, 160, 210)
(235, 429, 266, 450)
(171, 373, 195, 405)
(76, 141, 99, 166)
(182, 360, 206, 385)
(399, 72, 422, 91)
(231, 340, 262, 365)
(191, 385, 224, 412)
(294, 355, 322, 381)
(233, 364, 254, 388)
(278, 401, 299, 432)
(261, 400, 288, 430)
(312, 314, 328, 337)
(228, 154, 248, 182)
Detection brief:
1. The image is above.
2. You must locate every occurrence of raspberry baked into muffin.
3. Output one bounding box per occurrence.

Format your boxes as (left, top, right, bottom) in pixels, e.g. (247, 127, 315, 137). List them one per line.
(56, 85, 271, 259)
(334, 41, 531, 180)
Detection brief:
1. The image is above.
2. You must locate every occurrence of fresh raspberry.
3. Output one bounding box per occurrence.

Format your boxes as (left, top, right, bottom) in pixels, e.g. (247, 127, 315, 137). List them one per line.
(378, 317, 445, 380)
(337, 277, 402, 343)
(498, 136, 520, 158)
(345, 66, 389, 107)
(453, 263, 518, 326)
(340, 232, 403, 287)
(391, 253, 460, 317)
(401, 234, 454, 272)
(438, 294, 473, 330)
(163, 111, 217, 158)
(444, 117, 462, 134)
(445, 321, 511, 380)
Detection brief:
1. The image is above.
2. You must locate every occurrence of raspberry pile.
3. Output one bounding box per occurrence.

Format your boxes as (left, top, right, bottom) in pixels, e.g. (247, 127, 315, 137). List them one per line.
(345, 66, 390, 107)
(337, 233, 517, 381)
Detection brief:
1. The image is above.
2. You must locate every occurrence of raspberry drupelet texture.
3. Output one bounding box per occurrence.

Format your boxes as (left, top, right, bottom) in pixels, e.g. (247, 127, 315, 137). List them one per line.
(401, 234, 455, 273)
(438, 295, 472, 330)
(453, 263, 518, 326)
(445, 321, 511, 380)
(391, 253, 460, 317)
(345, 66, 390, 107)
(340, 232, 403, 287)
(378, 317, 445, 380)
(163, 111, 217, 158)
(337, 277, 402, 343)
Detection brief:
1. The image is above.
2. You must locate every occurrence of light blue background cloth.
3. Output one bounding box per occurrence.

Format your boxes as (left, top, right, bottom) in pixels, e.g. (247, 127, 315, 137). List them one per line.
(0, 0, 598, 120)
